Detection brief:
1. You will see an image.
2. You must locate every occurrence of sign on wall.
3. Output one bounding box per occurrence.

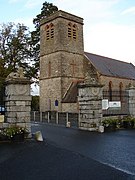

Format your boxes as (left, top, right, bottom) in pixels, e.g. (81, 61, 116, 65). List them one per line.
(102, 100, 121, 110)
(102, 99, 109, 110)
(109, 101, 121, 108)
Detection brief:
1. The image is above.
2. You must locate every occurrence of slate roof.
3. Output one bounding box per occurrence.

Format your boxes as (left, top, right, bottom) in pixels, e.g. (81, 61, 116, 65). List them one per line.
(85, 52, 135, 80)
(62, 81, 82, 103)
(62, 52, 135, 103)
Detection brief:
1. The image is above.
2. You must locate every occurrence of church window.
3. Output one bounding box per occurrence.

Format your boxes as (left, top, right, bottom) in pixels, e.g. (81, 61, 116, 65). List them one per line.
(70, 60, 77, 77)
(45, 23, 54, 41)
(68, 23, 72, 38)
(45, 25, 50, 40)
(109, 81, 112, 101)
(68, 22, 77, 40)
(55, 100, 58, 106)
(73, 24, 77, 39)
(50, 23, 54, 39)
(48, 61, 51, 77)
(119, 82, 123, 101)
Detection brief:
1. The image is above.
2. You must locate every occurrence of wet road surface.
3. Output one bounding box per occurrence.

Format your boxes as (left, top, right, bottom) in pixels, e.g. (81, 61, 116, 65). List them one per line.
(0, 123, 135, 180)
(32, 123, 135, 177)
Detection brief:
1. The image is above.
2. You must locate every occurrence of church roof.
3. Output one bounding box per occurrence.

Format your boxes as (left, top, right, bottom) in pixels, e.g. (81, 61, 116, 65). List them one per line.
(62, 52, 135, 103)
(62, 81, 81, 103)
(85, 52, 135, 80)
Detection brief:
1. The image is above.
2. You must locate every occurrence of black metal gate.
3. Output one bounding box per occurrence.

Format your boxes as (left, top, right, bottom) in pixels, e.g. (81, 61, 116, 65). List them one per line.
(103, 90, 129, 116)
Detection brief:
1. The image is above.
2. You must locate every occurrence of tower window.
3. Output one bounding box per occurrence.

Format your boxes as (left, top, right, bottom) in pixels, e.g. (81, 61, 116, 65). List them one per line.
(45, 23, 54, 41)
(70, 60, 77, 77)
(48, 61, 51, 77)
(73, 24, 77, 39)
(50, 23, 54, 39)
(68, 22, 77, 40)
(45, 25, 50, 40)
(68, 23, 72, 38)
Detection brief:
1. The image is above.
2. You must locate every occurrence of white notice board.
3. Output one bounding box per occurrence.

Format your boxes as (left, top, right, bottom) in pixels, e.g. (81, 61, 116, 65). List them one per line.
(102, 99, 109, 110)
(109, 101, 121, 108)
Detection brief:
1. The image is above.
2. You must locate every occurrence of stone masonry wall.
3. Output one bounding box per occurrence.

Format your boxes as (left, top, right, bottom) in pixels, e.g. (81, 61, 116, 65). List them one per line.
(4, 70, 31, 133)
(127, 86, 135, 117)
(40, 10, 84, 112)
(101, 76, 134, 90)
(40, 78, 62, 112)
(40, 10, 84, 56)
(62, 103, 78, 112)
(78, 83, 103, 131)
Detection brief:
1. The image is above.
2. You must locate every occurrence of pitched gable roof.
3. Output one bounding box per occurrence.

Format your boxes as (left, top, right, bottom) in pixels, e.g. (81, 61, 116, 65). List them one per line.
(62, 80, 83, 103)
(62, 52, 135, 104)
(85, 52, 135, 80)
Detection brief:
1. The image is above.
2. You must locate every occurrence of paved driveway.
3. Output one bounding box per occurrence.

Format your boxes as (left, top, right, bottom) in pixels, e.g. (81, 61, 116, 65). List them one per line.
(0, 123, 135, 180)
(32, 123, 135, 177)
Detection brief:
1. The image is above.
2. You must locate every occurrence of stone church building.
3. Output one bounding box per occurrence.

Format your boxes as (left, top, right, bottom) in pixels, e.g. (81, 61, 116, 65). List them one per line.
(40, 10, 135, 113)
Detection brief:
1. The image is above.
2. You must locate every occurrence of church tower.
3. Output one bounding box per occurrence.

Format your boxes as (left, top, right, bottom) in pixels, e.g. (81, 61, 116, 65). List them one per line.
(40, 10, 84, 112)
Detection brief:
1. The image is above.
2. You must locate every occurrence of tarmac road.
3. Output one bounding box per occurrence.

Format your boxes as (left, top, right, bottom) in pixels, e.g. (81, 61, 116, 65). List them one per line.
(32, 123, 135, 178)
(0, 123, 135, 180)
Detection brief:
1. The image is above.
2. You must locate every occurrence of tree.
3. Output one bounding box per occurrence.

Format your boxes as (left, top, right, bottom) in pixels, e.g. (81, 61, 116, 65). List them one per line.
(0, 22, 35, 80)
(31, 1, 58, 75)
(0, 22, 37, 106)
(0, 1, 58, 99)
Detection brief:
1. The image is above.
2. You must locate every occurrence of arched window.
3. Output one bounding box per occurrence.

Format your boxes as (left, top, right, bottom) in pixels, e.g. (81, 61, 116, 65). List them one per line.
(73, 24, 77, 39)
(55, 100, 58, 106)
(68, 22, 77, 40)
(68, 23, 72, 38)
(70, 60, 76, 77)
(50, 23, 54, 39)
(45, 25, 50, 40)
(45, 23, 54, 41)
(119, 82, 123, 101)
(48, 61, 51, 77)
(109, 81, 112, 101)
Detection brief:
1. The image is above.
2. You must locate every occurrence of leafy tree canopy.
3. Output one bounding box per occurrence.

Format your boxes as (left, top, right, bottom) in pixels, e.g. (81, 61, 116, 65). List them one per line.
(31, 1, 58, 77)
(0, 1, 58, 94)
(0, 22, 38, 85)
(33, 1, 58, 29)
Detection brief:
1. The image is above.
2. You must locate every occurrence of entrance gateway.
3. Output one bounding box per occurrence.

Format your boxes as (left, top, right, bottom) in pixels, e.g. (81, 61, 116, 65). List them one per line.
(4, 67, 31, 133)
(78, 74, 104, 131)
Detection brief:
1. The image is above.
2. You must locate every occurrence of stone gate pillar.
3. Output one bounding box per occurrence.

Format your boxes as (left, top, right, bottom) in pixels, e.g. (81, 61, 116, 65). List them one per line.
(78, 75, 104, 131)
(126, 86, 135, 117)
(5, 68, 31, 132)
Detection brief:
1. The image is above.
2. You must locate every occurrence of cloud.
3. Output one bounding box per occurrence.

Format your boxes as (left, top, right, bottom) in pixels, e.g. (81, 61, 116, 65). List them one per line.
(84, 22, 135, 63)
(8, 0, 135, 64)
(14, 17, 34, 30)
(8, 0, 22, 3)
(9, 0, 44, 9)
(121, 6, 135, 15)
(52, 0, 135, 63)
(54, 0, 119, 19)
(31, 83, 39, 95)
(53, 0, 121, 30)
(24, 0, 43, 9)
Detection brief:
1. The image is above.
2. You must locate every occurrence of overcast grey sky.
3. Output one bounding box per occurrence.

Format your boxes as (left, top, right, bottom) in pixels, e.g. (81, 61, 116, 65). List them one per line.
(1, 0, 135, 64)
(1, 0, 135, 95)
